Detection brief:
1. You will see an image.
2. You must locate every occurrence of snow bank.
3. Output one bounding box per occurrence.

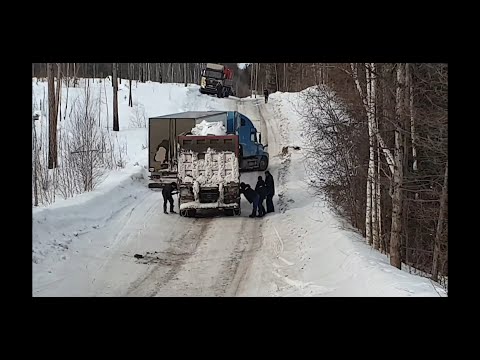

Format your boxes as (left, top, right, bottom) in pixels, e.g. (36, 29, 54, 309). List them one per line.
(239, 87, 447, 297)
(190, 120, 227, 136)
(32, 168, 147, 265)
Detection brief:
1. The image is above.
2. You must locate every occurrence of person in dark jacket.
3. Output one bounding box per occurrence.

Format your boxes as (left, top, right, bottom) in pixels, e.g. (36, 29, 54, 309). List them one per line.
(264, 170, 275, 213)
(263, 88, 269, 104)
(240, 182, 260, 218)
(216, 82, 223, 98)
(162, 182, 178, 214)
(255, 176, 267, 217)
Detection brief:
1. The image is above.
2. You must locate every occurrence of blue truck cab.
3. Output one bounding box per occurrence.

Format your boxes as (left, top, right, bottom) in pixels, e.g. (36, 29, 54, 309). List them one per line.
(226, 111, 269, 171)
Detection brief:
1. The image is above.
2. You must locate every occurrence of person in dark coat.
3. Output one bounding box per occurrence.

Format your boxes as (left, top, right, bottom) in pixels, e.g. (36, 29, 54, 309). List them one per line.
(263, 88, 269, 104)
(255, 176, 267, 217)
(216, 82, 223, 98)
(264, 170, 275, 213)
(240, 182, 260, 218)
(162, 182, 178, 214)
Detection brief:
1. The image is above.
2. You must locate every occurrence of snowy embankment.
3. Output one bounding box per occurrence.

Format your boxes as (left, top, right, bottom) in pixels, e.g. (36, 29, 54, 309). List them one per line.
(240, 88, 447, 297)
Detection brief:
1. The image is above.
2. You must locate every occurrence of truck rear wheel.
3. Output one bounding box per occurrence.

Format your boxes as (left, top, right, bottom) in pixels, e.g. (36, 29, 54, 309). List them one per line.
(259, 156, 268, 171)
(234, 208, 241, 216)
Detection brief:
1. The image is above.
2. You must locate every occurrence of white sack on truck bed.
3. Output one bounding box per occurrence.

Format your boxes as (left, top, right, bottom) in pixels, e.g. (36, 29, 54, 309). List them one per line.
(190, 120, 227, 136)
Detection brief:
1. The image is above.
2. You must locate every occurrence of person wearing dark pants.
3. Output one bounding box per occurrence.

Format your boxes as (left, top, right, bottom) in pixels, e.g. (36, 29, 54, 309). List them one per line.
(216, 82, 223, 98)
(263, 88, 269, 104)
(265, 170, 275, 213)
(255, 176, 267, 217)
(162, 182, 178, 214)
(240, 182, 260, 218)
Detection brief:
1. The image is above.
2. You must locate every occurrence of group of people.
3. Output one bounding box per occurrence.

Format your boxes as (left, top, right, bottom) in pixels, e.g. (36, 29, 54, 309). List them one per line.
(162, 170, 275, 218)
(240, 170, 275, 218)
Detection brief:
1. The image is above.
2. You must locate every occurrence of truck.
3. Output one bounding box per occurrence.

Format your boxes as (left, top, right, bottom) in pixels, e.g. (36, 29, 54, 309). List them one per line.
(199, 63, 234, 98)
(177, 134, 241, 217)
(148, 111, 268, 188)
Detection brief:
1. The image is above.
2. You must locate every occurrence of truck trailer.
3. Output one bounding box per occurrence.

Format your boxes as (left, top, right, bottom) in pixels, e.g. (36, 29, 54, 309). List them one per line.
(148, 111, 268, 188)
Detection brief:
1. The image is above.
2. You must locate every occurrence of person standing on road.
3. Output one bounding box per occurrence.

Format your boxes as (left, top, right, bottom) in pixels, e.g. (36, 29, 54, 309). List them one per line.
(240, 182, 260, 218)
(264, 170, 275, 213)
(255, 176, 267, 217)
(162, 182, 178, 214)
(263, 88, 269, 104)
(216, 81, 223, 98)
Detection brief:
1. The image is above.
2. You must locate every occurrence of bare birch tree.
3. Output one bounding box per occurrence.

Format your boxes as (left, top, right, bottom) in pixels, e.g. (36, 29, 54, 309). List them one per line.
(112, 63, 119, 131)
(47, 63, 58, 169)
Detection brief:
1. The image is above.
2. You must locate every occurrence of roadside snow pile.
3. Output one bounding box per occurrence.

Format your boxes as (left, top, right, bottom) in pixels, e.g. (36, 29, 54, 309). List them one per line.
(190, 120, 227, 136)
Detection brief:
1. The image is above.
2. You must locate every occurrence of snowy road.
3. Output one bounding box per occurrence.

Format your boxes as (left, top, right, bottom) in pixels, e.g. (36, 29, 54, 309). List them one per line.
(33, 94, 269, 297)
(32, 82, 446, 297)
(33, 167, 266, 297)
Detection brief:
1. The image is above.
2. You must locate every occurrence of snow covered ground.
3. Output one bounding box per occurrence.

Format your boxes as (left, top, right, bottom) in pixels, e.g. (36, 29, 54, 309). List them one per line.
(32, 79, 447, 297)
(237, 91, 447, 297)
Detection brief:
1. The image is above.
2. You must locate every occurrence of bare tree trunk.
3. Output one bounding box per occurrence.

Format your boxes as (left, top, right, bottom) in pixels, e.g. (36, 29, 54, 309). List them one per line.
(64, 63, 70, 121)
(73, 63, 77, 87)
(129, 77, 133, 107)
(255, 63, 259, 98)
(284, 63, 287, 91)
(112, 63, 119, 132)
(55, 64, 62, 122)
(371, 64, 379, 250)
(390, 63, 405, 269)
(184, 63, 188, 87)
(432, 160, 448, 281)
(47, 63, 58, 169)
(365, 64, 374, 245)
(406, 63, 418, 172)
(300, 63, 303, 88)
(376, 136, 382, 252)
(352, 63, 394, 174)
(325, 63, 328, 85)
(98, 79, 102, 127)
(32, 87, 39, 206)
(370, 63, 379, 249)
(351, 63, 394, 252)
(250, 63, 254, 97)
(275, 63, 279, 91)
(103, 80, 109, 130)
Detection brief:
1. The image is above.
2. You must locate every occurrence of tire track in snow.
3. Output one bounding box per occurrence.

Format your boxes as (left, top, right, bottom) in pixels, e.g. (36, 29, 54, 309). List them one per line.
(124, 218, 212, 297)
